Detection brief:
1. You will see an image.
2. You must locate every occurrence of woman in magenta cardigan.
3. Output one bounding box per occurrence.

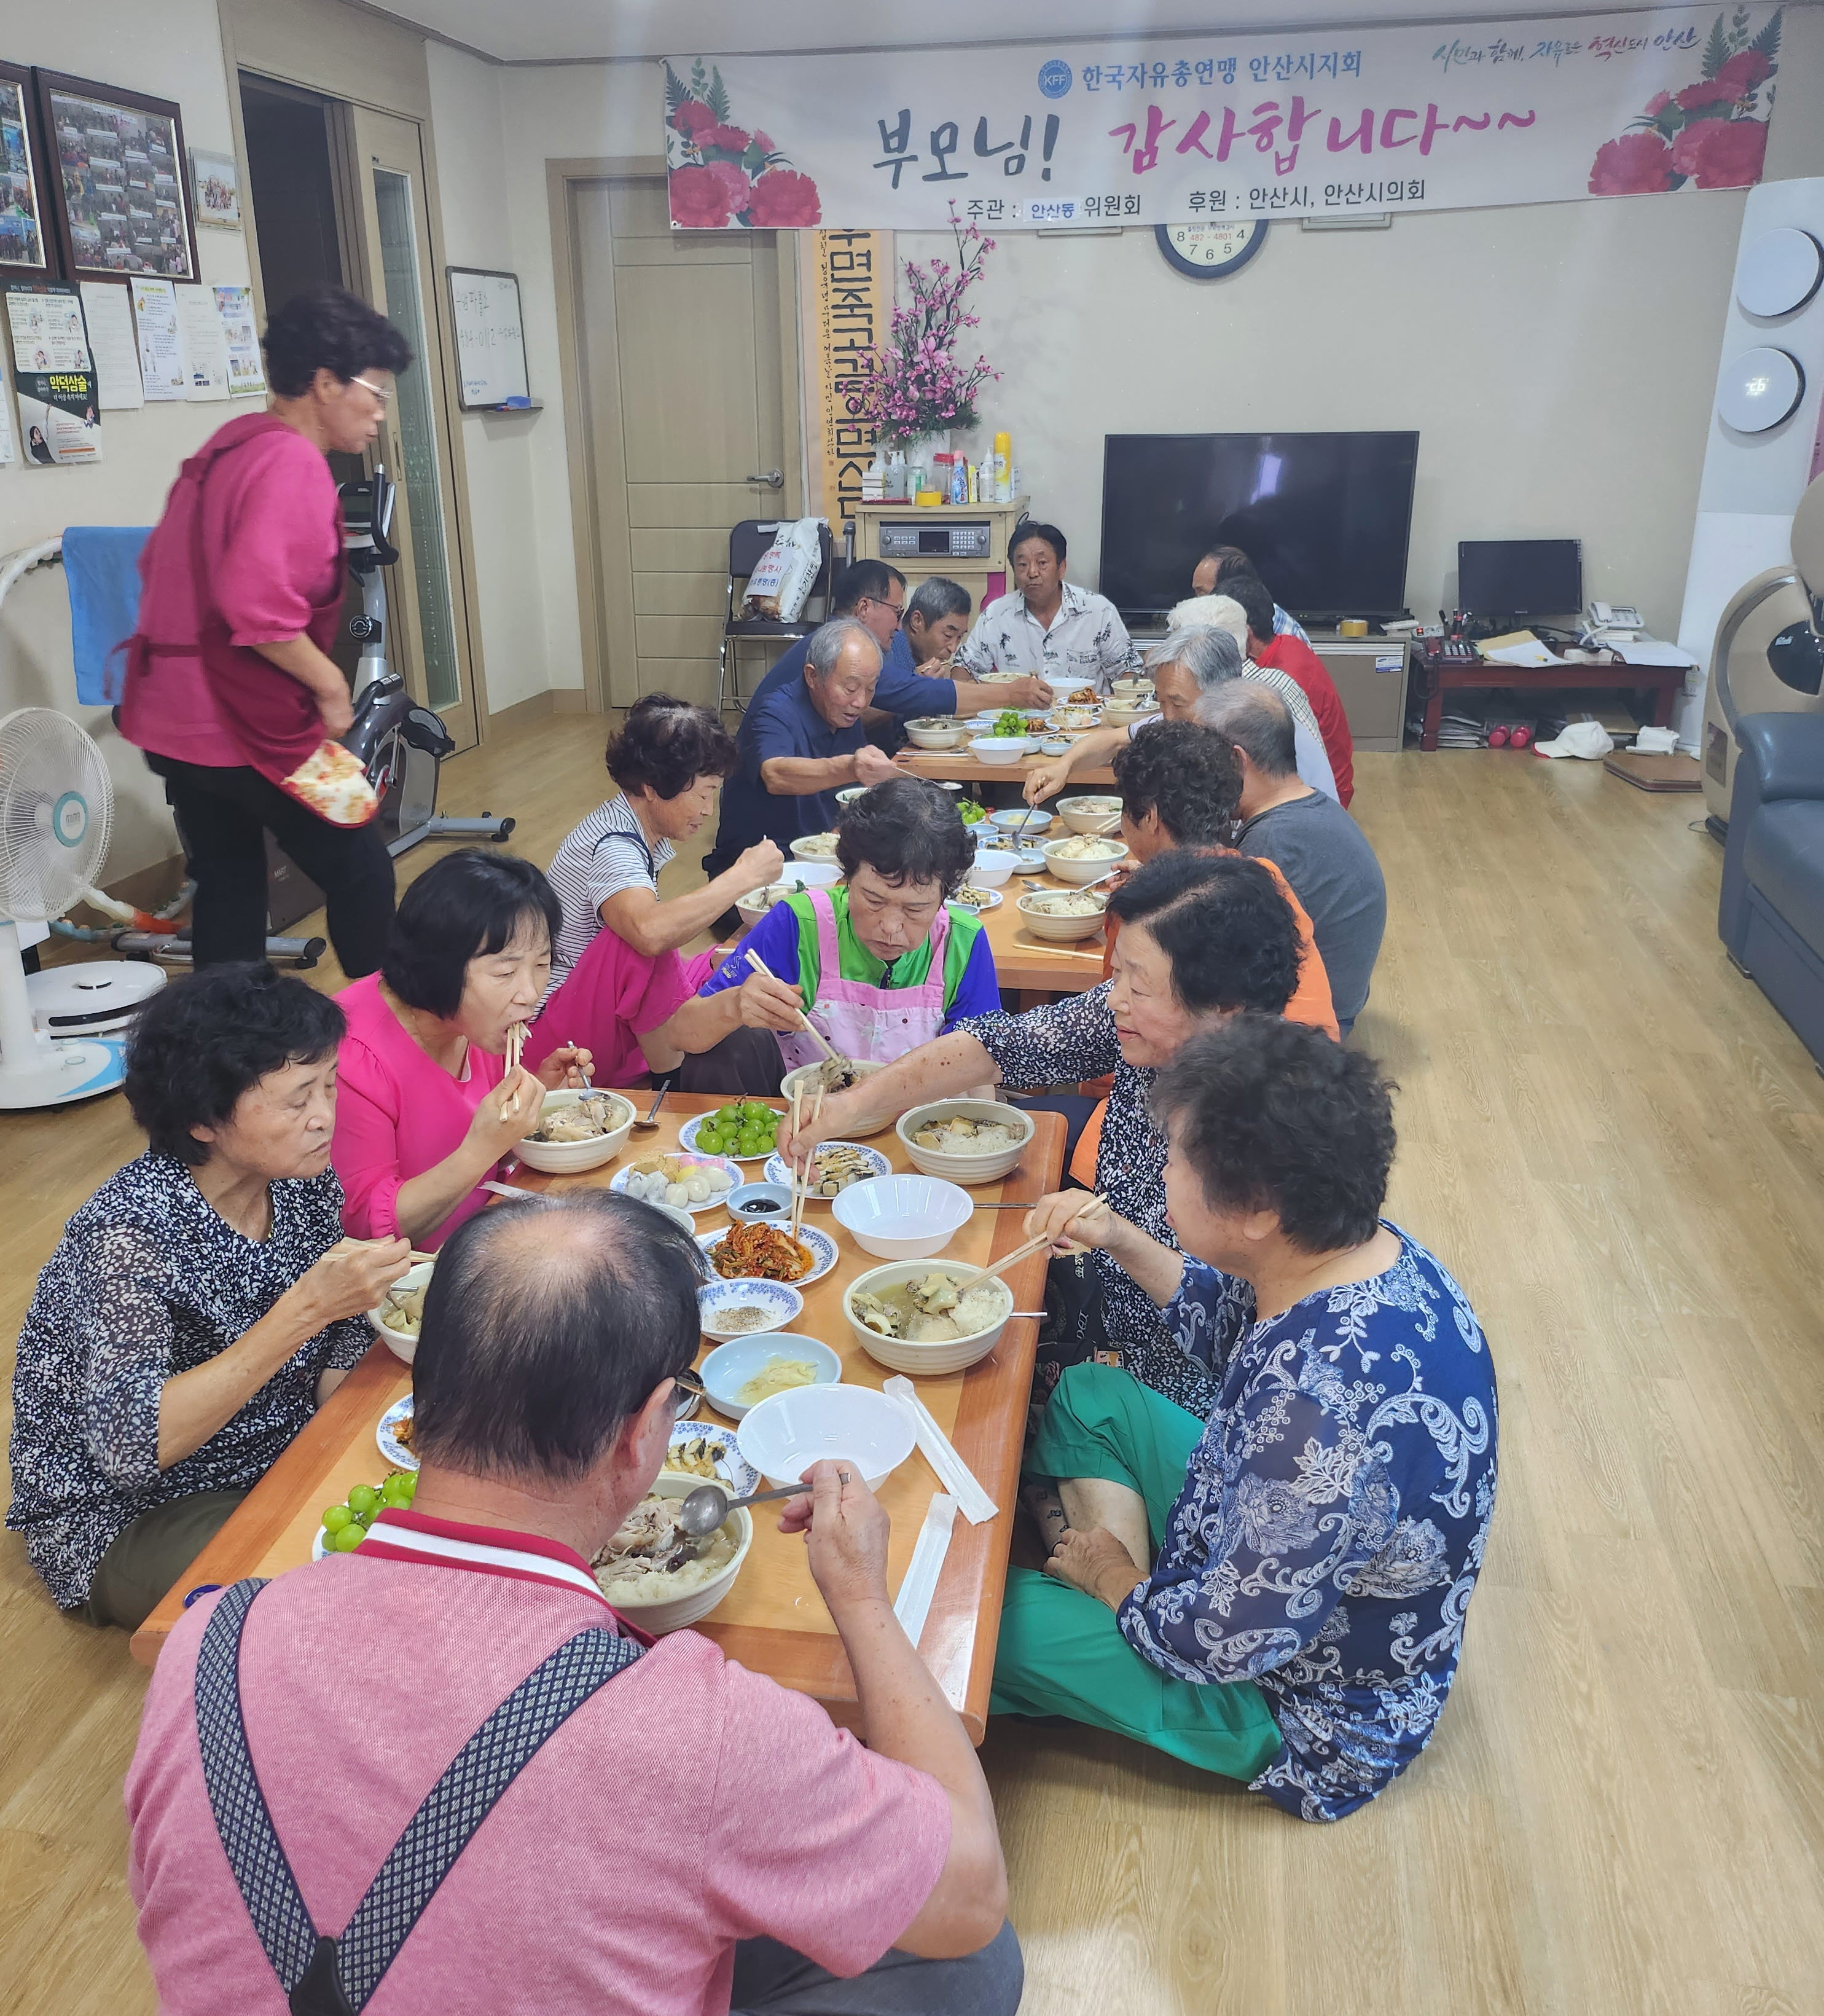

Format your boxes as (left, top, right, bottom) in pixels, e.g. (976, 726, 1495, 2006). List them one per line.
(119, 286, 412, 974)
(334, 853, 593, 1252)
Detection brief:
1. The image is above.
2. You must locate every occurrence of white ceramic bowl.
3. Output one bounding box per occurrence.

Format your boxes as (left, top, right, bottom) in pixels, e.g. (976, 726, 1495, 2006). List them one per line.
(836, 785, 869, 807)
(969, 847, 1017, 888)
(832, 1174, 973, 1259)
(598, 1472, 753, 1633)
(779, 1058, 891, 1133)
(1016, 888, 1110, 943)
(515, 1089, 635, 1174)
(991, 807, 1052, 834)
(896, 1098, 1035, 1185)
(700, 1332, 843, 1421)
(969, 735, 1035, 766)
(905, 718, 969, 749)
(698, 1276, 804, 1341)
(367, 1260, 434, 1364)
(789, 833, 843, 862)
(737, 1383, 917, 1490)
(1043, 835, 1130, 886)
(1104, 701, 1159, 729)
(1057, 794, 1124, 836)
(844, 1258, 1016, 1376)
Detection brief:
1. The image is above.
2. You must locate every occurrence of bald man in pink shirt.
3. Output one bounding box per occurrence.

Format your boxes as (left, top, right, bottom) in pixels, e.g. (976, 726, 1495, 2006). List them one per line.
(125, 1190, 1021, 2016)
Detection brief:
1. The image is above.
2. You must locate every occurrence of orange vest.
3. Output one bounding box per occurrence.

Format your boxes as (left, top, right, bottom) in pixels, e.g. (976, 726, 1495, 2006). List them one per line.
(1066, 847, 1338, 1187)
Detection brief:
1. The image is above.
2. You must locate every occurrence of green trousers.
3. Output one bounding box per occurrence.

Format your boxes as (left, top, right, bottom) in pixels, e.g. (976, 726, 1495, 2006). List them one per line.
(79, 1489, 248, 1630)
(990, 1363, 1283, 1782)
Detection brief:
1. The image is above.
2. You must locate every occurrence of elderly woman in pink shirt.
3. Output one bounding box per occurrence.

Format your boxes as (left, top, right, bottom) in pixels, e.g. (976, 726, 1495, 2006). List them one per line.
(120, 286, 412, 974)
(334, 852, 595, 1252)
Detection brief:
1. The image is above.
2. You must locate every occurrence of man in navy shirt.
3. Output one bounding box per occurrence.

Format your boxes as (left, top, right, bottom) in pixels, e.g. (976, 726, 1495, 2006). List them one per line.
(748, 562, 1051, 722)
(706, 618, 901, 876)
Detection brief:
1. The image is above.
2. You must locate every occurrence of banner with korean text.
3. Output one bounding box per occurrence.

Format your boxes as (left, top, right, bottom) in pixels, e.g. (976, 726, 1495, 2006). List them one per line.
(800, 229, 891, 524)
(664, 6, 1783, 232)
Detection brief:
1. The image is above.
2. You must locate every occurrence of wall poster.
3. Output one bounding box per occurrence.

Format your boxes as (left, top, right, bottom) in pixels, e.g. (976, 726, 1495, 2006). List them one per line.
(35, 71, 198, 281)
(666, 4, 1785, 231)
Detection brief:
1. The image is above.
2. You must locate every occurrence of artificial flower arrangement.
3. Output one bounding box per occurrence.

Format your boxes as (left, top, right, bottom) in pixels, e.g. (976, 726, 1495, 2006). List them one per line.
(854, 209, 1001, 448)
(664, 59, 822, 228)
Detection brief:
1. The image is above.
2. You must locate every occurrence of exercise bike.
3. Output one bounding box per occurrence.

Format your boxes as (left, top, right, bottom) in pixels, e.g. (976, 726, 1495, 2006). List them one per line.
(340, 466, 515, 860)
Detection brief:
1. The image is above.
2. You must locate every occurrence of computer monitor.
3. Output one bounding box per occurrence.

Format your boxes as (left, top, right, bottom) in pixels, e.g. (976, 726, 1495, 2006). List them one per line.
(1458, 539, 1583, 621)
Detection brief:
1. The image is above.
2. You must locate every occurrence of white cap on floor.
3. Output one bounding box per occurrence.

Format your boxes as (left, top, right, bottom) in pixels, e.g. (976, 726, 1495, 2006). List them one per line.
(1532, 721, 1615, 760)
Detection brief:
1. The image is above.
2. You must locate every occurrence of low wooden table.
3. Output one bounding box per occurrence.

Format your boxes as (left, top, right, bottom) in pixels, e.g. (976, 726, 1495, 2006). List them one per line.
(973, 876, 1110, 997)
(131, 1097, 1065, 1745)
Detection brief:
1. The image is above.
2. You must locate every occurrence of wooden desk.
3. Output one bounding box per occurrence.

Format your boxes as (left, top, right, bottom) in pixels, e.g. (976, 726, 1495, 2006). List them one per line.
(1412, 651, 1686, 752)
(131, 1097, 1065, 1746)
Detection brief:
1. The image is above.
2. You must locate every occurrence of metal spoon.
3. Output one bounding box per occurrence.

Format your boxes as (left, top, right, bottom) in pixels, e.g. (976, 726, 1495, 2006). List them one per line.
(630, 1083, 668, 1132)
(678, 1479, 812, 1538)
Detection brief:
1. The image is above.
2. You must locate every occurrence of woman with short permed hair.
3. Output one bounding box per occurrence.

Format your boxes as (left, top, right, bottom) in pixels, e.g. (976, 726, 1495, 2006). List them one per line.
(7, 965, 413, 1628)
(119, 286, 415, 975)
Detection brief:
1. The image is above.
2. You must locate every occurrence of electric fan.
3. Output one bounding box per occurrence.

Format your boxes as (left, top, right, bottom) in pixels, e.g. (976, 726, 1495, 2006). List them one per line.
(0, 707, 162, 1108)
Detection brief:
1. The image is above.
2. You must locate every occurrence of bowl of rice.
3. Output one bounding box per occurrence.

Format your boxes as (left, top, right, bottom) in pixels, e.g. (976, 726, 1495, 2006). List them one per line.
(1056, 794, 1124, 836)
(904, 717, 969, 749)
(367, 1260, 435, 1364)
(735, 865, 843, 930)
(790, 831, 843, 861)
(1042, 834, 1130, 886)
(515, 1089, 635, 1174)
(896, 1099, 1034, 1185)
(845, 1261, 1015, 1376)
(1016, 887, 1110, 944)
(591, 1472, 752, 1633)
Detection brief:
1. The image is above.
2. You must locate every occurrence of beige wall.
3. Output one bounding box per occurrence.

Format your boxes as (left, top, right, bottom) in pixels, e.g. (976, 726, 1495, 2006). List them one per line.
(0, 1, 252, 882)
(897, 190, 1745, 638)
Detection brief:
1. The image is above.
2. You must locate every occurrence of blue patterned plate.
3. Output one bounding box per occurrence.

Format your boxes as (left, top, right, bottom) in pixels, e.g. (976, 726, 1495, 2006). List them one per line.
(664, 1420, 758, 1499)
(697, 1222, 837, 1286)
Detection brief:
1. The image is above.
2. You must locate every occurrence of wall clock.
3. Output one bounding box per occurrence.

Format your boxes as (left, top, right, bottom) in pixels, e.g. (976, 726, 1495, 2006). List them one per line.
(1154, 219, 1268, 279)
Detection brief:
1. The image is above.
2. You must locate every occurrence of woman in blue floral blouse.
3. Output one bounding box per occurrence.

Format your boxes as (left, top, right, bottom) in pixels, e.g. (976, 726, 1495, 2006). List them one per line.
(992, 1016, 1498, 1821)
(7, 966, 412, 1628)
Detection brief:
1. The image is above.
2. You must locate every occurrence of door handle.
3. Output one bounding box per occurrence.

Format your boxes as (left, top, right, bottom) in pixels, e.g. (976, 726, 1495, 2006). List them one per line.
(745, 469, 784, 488)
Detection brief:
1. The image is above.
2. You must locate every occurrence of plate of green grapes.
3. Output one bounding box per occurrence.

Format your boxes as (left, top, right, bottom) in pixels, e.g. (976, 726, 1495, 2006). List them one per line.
(314, 1469, 417, 1558)
(679, 1100, 785, 1163)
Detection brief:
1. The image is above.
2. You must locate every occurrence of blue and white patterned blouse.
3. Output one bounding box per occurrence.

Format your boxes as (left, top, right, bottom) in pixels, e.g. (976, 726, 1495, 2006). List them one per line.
(7, 1153, 370, 1609)
(1119, 1227, 1498, 1821)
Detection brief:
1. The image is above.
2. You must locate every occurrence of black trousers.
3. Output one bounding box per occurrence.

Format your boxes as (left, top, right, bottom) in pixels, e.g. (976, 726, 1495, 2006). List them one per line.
(147, 754, 396, 976)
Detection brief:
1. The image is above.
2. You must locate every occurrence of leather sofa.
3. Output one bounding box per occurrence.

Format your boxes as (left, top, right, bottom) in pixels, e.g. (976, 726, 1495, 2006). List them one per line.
(1720, 712, 1824, 1068)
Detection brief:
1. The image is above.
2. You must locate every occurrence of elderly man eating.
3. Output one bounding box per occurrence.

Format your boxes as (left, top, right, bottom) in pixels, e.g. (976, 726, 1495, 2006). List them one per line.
(705, 616, 901, 876)
(126, 1190, 1020, 2016)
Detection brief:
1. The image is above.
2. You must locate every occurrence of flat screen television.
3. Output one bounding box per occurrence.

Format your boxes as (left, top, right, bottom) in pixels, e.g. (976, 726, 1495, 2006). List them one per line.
(1098, 431, 1420, 626)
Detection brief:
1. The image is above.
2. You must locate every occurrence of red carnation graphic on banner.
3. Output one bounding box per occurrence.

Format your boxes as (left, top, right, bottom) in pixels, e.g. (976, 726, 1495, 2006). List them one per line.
(664, 58, 823, 230)
(1587, 7, 1780, 197)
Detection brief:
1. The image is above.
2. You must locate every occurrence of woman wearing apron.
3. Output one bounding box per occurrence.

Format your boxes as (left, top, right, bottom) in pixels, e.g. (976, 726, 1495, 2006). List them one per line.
(694, 776, 1002, 1086)
(119, 286, 413, 974)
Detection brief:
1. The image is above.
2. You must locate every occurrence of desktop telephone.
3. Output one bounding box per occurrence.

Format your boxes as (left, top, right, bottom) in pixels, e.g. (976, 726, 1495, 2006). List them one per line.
(1587, 600, 1644, 633)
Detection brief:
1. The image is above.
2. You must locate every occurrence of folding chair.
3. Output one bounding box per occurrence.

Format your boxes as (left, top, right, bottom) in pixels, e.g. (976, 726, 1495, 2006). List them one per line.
(717, 519, 834, 716)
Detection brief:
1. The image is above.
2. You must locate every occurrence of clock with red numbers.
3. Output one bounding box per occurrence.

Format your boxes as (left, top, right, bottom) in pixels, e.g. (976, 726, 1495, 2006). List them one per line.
(1154, 220, 1269, 279)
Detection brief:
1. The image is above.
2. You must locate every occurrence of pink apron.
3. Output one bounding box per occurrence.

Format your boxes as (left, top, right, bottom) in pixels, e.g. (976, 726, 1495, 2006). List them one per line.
(776, 888, 952, 1072)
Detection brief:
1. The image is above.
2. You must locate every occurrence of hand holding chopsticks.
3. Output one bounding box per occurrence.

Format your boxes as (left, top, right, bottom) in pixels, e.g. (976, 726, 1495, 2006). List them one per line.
(744, 947, 841, 1062)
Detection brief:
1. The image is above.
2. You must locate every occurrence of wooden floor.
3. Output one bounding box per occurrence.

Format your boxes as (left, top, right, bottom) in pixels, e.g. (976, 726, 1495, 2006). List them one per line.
(6, 715, 1824, 2015)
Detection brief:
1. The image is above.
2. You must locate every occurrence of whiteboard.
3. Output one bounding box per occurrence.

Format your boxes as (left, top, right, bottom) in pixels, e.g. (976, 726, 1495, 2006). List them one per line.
(447, 267, 530, 409)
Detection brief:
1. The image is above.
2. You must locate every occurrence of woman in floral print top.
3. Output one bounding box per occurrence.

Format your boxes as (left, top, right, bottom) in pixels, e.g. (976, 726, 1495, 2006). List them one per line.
(994, 1016, 1498, 1821)
(7, 967, 412, 1626)
(776, 850, 1306, 1413)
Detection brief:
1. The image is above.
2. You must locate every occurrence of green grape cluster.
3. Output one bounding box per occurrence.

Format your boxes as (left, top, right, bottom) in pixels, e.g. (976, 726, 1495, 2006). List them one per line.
(321, 1470, 415, 1552)
(694, 1100, 781, 1158)
(956, 799, 987, 825)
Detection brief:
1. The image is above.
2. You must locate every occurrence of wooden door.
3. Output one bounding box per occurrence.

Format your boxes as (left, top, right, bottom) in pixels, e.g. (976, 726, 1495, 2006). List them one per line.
(571, 176, 796, 708)
(344, 106, 482, 750)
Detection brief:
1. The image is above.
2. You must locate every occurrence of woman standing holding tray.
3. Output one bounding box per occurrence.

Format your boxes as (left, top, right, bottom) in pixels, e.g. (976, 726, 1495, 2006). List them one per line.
(119, 286, 413, 973)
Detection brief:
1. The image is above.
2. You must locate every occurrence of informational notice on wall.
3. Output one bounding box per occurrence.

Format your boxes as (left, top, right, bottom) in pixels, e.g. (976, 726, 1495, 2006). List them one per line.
(4, 280, 99, 464)
(78, 281, 145, 411)
(4, 281, 90, 375)
(177, 284, 230, 401)
(800, 229, 891, 524)
(214, 285, 265, 396)
(0, 361, 15, 466)
(132, 277, 185, 401)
